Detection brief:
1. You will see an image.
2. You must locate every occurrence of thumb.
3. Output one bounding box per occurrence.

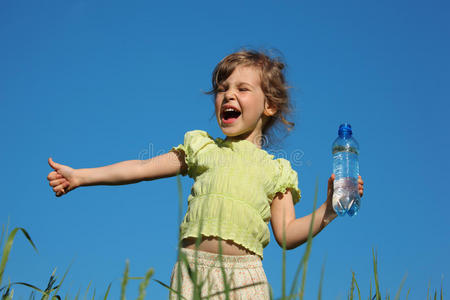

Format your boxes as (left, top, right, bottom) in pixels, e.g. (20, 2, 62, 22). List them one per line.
(328, 174, 335, 186)
(327, 174, 335, 192)
(48, 157, 61, 171)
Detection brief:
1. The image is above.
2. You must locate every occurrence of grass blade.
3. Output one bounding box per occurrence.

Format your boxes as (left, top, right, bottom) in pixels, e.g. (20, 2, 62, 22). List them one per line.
(288, 252, 304, 297)
(353, 273, 361, 300)
(393, 273, 407, 300)
(219, 211, 230, 300)
(74, 288, 80, 300)
(0, 282, 45, 294)
(154, 279, 187, 300)
(83, 281, 91, 300)
(0, 228, 38, 287)
(288, 178, 319, 299)
(0, 281, 62, 300)
(405, 288, 410, 300)
(372, 249, 381, 300)
(349, 271, 356, 300)
(103, 283, 112, 300)
(137, 268, 154, 300)
(51, 261, 73, 300)
(120, 260, 129, 300)
(298, 178, 319, 300)
(176, 175, 183, 300)
(2, 284, 13, 300)
(348, 271, 361, 300)
(317, 259, 326, 300)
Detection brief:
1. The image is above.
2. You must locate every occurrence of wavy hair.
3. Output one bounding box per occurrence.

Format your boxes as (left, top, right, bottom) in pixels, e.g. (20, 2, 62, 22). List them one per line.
(207, 49, 295, 146)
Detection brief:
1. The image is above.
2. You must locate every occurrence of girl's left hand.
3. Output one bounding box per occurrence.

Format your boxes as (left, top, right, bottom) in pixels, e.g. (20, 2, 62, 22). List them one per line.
(357, 175, 364, 197)
(327, 174, 365, 199)
(324, 174, 365, 220)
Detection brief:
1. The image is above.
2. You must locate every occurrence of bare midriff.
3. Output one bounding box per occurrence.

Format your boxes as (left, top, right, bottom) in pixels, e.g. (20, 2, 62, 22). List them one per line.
(182, 236, 256, 256)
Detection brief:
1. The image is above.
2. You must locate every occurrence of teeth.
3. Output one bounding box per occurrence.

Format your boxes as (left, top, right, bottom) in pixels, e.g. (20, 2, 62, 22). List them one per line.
(224, 108, 239, 112)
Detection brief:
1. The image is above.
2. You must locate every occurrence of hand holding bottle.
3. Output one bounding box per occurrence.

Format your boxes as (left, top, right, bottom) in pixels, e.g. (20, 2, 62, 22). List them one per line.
(47, 157, 81, 197)
(324, 174, 365, 223)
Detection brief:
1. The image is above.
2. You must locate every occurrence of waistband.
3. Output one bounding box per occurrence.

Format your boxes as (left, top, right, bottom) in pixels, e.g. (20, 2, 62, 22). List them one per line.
(179, 248, 262, 269)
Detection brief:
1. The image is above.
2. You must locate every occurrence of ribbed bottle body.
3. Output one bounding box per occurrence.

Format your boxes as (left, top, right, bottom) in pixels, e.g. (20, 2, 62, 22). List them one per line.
(332, 124, 360, 216)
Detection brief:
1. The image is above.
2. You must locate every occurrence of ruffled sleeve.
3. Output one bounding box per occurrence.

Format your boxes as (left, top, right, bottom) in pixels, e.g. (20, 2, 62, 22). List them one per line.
(170, 130, 213, 177)
(270, 158, 301, 204)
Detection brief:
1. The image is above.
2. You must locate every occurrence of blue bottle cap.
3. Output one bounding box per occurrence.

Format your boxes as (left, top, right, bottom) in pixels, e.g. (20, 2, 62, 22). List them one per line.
(338, 123, 353, 138)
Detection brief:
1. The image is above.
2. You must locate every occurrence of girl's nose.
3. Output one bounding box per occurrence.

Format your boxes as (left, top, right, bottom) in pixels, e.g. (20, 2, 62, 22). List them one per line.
(225, 90, 236, 100)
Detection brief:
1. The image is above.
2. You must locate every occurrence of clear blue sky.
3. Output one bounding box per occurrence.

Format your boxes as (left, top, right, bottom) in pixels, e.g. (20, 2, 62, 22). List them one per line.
(1, 0, 449, 299)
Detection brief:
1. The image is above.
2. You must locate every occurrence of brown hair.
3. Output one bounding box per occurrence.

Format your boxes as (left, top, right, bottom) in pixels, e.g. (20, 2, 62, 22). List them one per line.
(208, 49, 295, 145)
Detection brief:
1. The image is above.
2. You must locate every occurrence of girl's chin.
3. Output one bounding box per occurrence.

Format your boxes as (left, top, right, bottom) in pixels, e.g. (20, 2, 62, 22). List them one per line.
(220, 128, 242, 137)
(220, 129, 251, 140)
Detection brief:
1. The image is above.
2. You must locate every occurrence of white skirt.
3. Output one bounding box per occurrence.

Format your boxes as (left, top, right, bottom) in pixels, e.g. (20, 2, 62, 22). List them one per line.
(169, 248, 270, 300)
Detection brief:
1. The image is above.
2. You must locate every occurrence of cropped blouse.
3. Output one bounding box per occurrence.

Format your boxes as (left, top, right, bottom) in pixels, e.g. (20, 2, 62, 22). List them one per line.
(171, 130, 301, 258)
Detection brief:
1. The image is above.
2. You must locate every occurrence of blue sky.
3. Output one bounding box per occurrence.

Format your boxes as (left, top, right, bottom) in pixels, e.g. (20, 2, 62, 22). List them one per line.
(1, 0, 449, 299)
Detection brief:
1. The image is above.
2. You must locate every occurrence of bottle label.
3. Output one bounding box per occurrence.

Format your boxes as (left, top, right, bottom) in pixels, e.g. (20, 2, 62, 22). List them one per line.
(332, 145, 359, 155)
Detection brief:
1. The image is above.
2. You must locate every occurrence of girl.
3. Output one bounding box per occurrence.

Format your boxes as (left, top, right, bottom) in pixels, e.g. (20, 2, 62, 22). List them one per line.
(47, 50, 364, 299)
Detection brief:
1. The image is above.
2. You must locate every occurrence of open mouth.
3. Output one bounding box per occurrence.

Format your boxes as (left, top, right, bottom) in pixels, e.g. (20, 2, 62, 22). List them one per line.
(221, 107, 241, 124)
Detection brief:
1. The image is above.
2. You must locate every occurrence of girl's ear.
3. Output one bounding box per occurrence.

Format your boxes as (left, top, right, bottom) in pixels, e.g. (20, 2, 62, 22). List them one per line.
(264, 101, 277, 117)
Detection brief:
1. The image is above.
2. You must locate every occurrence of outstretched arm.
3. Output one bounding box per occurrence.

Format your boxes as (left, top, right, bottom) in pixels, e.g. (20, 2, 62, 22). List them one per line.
(270, 174, 364, 249)
(47, 150, 186, 197)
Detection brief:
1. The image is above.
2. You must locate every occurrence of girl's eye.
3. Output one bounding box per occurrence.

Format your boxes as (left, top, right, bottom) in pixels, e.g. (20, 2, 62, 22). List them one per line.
(239, 87, 249, 92)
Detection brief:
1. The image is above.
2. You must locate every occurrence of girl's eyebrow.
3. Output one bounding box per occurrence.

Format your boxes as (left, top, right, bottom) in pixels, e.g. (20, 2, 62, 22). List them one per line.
(236, 81, 254, 87)
(218, 81, 253, 87)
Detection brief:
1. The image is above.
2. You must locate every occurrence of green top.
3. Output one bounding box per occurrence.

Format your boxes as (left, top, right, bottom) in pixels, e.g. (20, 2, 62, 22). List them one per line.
(171, 130, 301, 258)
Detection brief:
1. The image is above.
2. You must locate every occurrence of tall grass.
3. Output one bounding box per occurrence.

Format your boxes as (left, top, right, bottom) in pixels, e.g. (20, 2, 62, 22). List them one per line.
(0, 178, 445, 299)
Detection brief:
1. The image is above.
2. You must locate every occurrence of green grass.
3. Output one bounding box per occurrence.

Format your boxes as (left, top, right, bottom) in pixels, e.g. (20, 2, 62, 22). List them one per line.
(0, 179, 445, 299)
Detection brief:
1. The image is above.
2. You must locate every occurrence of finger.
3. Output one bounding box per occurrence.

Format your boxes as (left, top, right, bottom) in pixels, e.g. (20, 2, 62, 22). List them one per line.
(47, 171, 64, 180)
(358, 177, 364, 185)
(49, 178, 67, 187)
(327, 174, 335, 186)
(53, 181, 69, 193)
(55, 187, 67, 197)
(327, 175, 335, 199)
(327, 178, 333, 191)
(47, 171, 60, 181)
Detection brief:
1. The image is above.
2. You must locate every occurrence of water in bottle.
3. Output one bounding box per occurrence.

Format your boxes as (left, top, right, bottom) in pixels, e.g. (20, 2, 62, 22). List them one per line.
(332, 123, 360, 216)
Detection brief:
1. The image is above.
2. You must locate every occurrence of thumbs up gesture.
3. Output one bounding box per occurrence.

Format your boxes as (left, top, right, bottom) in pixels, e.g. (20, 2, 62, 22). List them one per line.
(47, 158, 80, 197)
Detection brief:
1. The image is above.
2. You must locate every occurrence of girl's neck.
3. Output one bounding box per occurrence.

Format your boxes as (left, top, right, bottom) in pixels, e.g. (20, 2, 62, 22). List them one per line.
(224, 131, 264, 149)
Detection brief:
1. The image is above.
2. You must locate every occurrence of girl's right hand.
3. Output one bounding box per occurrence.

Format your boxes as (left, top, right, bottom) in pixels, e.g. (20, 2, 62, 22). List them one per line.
(47, 157, 80, 197)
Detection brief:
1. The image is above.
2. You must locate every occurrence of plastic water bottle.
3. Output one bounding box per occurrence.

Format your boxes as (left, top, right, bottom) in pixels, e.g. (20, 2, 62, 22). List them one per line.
(332, 123, 360, 216)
